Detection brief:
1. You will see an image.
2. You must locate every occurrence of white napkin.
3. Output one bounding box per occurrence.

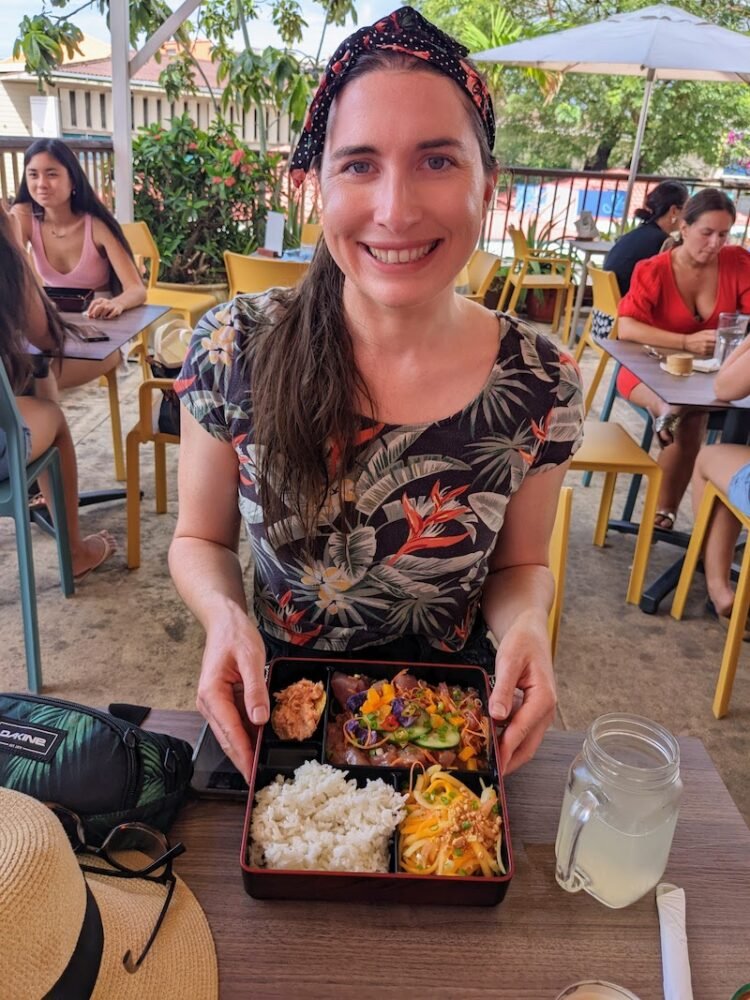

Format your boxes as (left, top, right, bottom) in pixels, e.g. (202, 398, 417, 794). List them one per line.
(692, 358, 720, 373)
(656, 882, 694, 1000)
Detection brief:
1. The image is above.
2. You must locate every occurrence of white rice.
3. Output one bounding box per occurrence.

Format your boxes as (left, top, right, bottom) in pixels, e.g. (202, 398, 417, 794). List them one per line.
(249, 760, 407, 872)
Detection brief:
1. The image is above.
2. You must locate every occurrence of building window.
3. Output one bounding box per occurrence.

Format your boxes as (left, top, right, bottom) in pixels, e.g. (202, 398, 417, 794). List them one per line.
(156, 99, 162, 123)
(229, 105, 235, 125)
(241, 110, 246, 138)
(131, 95, 134, 122)
(69, 91, 77, 127)
(143, 97, 149, 126)
(84, 91, 92, 129)
(170, 101, 176, 120)
(196, 102, 201, 128)
(100, 93, 107, 129)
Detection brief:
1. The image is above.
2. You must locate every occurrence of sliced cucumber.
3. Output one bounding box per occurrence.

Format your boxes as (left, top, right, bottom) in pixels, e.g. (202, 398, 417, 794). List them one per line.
(413, 726, 461, 750)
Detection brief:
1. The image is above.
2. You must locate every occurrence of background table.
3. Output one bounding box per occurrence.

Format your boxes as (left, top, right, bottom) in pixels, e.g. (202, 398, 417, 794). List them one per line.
(59, 303, 170, 361)
(597, 339, 750, 611)
(151, 710, 750, 1000)
(569, 239, 613, 343)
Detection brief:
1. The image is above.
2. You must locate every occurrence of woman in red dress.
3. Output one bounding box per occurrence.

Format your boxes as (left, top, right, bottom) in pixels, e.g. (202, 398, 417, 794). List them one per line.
(617, 189, 750, 529)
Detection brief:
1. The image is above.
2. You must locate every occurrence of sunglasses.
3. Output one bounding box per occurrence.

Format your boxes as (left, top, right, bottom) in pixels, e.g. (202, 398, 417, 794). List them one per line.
(45, 803, 186, 973)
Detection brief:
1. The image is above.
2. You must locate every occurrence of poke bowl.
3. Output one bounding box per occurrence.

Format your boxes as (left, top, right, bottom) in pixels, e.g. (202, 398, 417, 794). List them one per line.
(240, 657, 514, 905)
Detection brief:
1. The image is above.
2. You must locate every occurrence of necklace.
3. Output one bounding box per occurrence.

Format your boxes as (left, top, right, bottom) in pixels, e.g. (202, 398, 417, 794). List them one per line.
(44, 217, 79, 239)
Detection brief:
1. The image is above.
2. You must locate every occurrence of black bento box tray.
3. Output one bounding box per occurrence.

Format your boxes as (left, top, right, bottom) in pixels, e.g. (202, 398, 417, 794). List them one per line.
(240, 657, 514, 906)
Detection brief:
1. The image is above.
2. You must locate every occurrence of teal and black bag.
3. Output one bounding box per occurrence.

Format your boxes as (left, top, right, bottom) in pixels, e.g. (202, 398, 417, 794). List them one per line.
(0, 694, 193, 845)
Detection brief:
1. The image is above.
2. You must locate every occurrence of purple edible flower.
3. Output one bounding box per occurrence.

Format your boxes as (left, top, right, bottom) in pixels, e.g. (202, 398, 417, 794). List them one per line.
(391, 697, 417, 727)
(345, 691, 368, 713)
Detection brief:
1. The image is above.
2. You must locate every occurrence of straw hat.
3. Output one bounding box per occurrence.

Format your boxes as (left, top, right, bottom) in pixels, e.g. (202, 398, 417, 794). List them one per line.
(0, 788, 218, 1000)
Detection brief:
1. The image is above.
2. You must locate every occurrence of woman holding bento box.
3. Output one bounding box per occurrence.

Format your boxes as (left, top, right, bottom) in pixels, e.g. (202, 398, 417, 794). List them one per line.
(170, 7, 584, 782)
(10, 138, 145, 396)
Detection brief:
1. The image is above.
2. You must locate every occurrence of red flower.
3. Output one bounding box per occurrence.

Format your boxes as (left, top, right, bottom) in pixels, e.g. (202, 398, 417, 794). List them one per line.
(230, 149, 244, 166)
(240, 163, 253, 175)
(224, 176, 237, 188)
(387, 481, 471, 564)
(187, 142, 198, 151)
(211, 176, 222, 185)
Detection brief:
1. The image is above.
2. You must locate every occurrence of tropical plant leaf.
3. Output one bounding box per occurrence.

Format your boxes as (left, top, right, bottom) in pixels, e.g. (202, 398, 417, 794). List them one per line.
(356, 428, 427, 493)
(357, 457, 471, 516)
(327, 526, 376, 582)
(390, 552, 482, 580)
(468, 491, 509, 531)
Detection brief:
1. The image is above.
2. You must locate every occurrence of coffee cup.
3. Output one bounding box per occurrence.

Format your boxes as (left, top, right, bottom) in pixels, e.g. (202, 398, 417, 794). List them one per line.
(665, 353, 693, 376)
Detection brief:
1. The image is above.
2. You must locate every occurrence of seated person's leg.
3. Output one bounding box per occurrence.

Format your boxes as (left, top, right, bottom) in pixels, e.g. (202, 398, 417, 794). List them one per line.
(692, 444, 750, 618)
(15, 396, 116, 580)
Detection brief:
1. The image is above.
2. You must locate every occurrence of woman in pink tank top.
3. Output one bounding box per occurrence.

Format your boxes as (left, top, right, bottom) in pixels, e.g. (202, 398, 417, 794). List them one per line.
(10, 139, 146, 394)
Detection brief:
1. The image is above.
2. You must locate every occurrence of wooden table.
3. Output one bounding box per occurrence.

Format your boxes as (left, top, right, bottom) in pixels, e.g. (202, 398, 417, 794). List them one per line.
(59, 303, 171, 361)
(569, 239, 613, 343)
(149, 710, 750, 1000)
(598, 339, 750, 612)
(600, 339, 750, 410)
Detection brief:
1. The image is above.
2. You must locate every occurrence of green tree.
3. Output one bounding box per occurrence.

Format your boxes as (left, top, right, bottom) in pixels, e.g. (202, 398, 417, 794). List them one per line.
(416, 0, 750, 173)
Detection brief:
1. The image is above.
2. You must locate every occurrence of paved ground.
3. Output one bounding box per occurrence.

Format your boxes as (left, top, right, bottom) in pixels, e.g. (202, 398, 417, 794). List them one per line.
(1, 323, 748, 827)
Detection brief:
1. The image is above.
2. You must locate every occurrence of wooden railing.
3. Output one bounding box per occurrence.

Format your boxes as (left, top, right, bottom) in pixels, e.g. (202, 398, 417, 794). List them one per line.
(3, 136, 749, 254)
(0, 137, 114, 208)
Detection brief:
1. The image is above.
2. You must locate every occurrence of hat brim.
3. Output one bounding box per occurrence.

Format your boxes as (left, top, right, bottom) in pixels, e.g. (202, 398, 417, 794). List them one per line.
(83, 852, 218, 1000)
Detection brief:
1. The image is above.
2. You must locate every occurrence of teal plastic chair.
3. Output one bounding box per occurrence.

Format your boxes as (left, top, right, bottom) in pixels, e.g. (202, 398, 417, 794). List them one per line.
(0, 364, 74, 692)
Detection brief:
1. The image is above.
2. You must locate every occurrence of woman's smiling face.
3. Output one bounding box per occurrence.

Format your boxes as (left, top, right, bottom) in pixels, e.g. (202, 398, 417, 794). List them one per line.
(319, 68, 496, 313)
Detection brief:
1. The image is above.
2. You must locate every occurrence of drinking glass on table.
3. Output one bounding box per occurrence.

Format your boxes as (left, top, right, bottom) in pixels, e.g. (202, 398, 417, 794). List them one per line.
(713, 312, 749, 364)
(554, 713, 682, 909)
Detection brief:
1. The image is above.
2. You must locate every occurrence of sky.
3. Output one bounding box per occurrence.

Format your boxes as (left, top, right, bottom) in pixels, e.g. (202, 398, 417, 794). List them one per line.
(0, 0, 397, 63)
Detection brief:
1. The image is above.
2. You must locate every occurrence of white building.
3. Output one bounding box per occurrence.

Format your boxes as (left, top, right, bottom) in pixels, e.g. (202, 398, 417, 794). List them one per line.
(0, 35, 292, 148)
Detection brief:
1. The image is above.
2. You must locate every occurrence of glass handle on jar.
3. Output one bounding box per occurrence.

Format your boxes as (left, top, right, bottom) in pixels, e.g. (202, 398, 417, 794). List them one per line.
(555, 788, 600, 893)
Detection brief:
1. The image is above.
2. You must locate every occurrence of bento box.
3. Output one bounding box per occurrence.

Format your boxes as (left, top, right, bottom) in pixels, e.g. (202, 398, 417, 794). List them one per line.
(240, 657, 514, 905)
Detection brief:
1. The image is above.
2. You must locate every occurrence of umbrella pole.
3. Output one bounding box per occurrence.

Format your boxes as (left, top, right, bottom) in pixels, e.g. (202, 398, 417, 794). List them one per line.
(622, 67, 656, 231)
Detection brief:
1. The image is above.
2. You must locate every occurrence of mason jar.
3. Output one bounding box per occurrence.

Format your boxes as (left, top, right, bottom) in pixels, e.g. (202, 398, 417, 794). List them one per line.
(554, 713, 682, 908)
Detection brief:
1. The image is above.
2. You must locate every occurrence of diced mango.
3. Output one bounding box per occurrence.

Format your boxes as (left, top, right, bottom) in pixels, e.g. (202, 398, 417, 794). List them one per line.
(430, 715, 445, 729)
(466, 758, 479, 771)
(458, 746, 477, 761)
(381, 683, 395, 702)
(448, 715, 464, 727)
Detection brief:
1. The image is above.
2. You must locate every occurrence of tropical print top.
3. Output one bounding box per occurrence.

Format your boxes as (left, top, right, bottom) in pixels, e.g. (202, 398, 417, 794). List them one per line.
(176, 294, 584, 653)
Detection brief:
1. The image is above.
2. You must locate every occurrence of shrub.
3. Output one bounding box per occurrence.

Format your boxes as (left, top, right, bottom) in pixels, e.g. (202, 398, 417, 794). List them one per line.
(133, 114, 285, 284)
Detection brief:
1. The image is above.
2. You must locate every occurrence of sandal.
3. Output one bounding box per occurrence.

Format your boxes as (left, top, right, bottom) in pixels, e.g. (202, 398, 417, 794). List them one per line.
(652, 412, 681, 448)
(706, 597, 750, 642)
(73, 531, 117, 583)
(654, 510, 676, 531)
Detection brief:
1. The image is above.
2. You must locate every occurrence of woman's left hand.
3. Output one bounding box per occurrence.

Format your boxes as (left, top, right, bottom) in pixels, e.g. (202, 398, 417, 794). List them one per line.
(489, 613, 557, 775)
(87, 297, 123, 319)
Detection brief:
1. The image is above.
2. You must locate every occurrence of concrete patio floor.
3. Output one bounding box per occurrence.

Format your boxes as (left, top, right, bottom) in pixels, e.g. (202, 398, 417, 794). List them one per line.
(1, 327, 748, 828)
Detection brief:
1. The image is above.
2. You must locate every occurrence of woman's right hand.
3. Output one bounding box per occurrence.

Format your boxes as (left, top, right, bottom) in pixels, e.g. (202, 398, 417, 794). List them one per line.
(196, 607, 270, 781)
(687, 330, 717, 357)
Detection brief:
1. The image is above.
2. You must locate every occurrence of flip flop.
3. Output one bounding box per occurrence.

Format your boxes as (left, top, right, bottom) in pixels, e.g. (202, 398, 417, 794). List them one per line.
(652, 412, 681, 448)
(73, 531, 116, 583)
(706, 597, 750, 642)
(654, 510, 676, 531)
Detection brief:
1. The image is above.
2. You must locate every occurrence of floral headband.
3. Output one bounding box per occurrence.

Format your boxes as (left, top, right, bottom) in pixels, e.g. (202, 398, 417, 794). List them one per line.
(289, 5, 495, 187)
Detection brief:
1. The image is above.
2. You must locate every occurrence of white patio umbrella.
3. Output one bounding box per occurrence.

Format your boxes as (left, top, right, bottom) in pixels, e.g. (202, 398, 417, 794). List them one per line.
(472, 4, 750, 219)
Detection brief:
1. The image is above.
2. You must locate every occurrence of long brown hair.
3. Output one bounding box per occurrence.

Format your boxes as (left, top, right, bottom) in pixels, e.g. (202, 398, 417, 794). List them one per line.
(252, 51, 497, 543)
(0, 212, 65, 393)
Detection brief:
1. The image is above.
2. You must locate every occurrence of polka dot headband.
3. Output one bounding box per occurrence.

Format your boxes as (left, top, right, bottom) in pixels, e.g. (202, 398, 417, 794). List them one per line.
(289, 5, 495, 187)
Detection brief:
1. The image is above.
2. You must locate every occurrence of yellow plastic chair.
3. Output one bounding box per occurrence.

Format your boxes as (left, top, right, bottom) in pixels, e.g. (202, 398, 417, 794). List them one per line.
(100, 366, 125, 482)
(125, 378, 180, 570)
(548, 486, 573, 659)
(671, 482, 750, 718)
(301, 223, 323, 246)
(223, 252, 308, 299)
(121, 222, 218, 327)
(462, 250, 502, 304)
(569, 422, 662, 605)
(573, 266, 621, 415)
(498, 226, 574, 342)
